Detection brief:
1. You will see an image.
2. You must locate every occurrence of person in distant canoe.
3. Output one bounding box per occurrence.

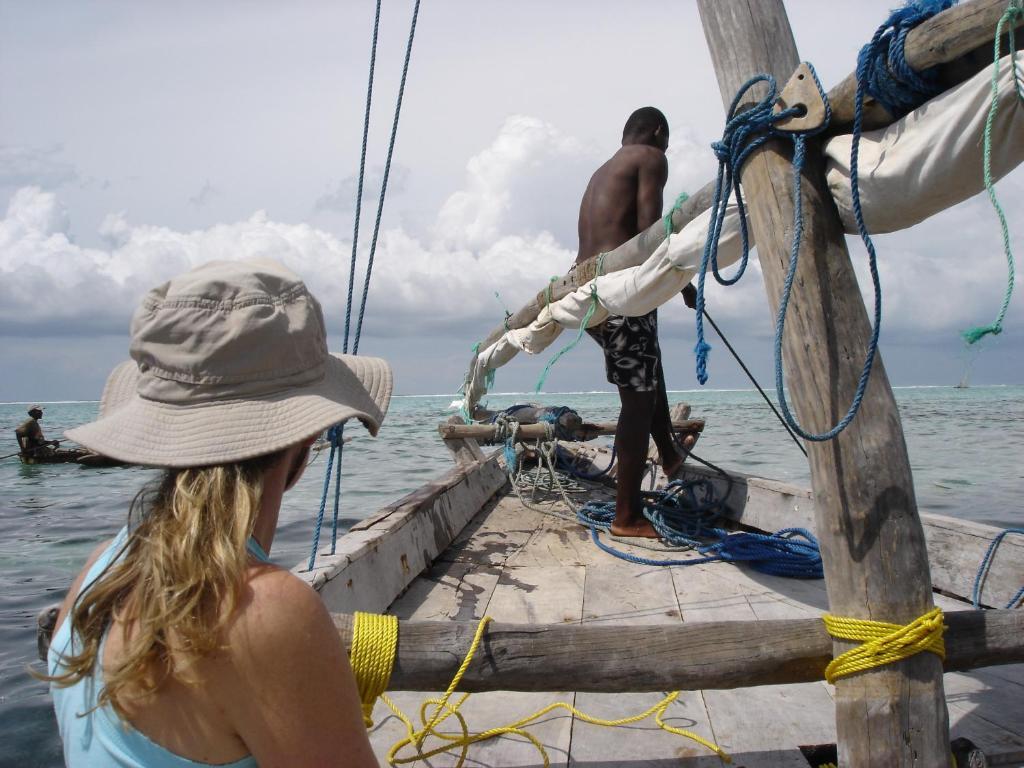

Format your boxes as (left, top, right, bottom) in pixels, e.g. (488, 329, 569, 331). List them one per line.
(575, 107, 695, 538)
(42, 259, 388, 767)
(15, 405, 60, 457)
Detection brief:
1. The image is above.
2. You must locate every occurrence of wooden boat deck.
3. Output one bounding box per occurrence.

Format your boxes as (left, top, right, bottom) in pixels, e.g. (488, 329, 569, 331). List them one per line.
(365, 482, 1024, 767)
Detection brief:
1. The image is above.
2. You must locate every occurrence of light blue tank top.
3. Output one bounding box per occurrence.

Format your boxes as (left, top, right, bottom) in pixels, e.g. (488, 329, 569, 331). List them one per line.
(49, 527, 267, 767)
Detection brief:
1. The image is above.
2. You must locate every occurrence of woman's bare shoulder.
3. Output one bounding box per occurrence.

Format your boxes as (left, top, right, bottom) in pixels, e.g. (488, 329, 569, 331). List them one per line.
(226, 566, 338, 656)
(53, 537, 117, 637)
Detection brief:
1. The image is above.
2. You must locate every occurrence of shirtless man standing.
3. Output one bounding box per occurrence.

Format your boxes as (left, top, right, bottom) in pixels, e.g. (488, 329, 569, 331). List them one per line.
(577, 106, 686, 538)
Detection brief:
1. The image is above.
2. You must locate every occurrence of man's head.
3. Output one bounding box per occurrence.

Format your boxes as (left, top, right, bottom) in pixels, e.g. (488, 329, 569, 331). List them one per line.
(28, 406, 43, 420)
(622, 107, 669, 152)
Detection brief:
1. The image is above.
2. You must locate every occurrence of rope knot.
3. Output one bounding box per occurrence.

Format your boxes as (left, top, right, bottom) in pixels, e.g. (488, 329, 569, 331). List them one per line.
(822, 607, 946, 684)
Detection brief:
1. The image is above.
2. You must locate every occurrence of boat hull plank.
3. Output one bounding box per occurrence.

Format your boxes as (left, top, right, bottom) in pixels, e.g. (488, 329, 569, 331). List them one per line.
(673, 554, 838, 767)
(582, 558, 681, 626)
(298, 454, 507, 614)
(441, 494, 548, 567)
(388, 560, 502, 623)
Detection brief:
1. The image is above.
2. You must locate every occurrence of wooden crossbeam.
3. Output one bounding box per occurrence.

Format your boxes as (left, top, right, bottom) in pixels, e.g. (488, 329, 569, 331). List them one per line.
(330, 609, 1024, 693)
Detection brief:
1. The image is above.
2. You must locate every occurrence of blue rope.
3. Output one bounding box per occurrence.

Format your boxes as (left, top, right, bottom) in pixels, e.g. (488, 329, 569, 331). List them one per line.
(343, 0, 382, 354)
(971, 527, 1024, 609)
(578, 484, 822, 578)
(771, 2, 951, 441)
(308, 424, 346, 570)
(352, 0, 422, 355)
(856, 0, 955, 120)
(692, 70, 820, 386)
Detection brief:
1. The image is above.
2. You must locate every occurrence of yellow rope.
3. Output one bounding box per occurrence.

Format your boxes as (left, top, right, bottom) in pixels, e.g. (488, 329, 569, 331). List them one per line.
(350, 611, 399, 726)
(349, 614, 728, 766)
(821, 607, 946, 684)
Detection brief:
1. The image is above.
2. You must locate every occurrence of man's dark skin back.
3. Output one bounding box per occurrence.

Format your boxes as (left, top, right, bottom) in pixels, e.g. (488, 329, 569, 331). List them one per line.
(576, 107, 685, 537)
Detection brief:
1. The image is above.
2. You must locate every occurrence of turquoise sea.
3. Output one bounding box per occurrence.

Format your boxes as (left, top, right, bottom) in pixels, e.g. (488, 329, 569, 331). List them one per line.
(1, 386, 1022, 767)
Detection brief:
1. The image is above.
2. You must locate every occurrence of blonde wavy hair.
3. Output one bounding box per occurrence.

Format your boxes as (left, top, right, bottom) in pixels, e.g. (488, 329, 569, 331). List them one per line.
(44, 450, 283, 714)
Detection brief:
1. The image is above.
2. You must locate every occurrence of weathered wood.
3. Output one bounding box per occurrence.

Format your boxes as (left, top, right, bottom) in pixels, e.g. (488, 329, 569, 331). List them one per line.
(296, 451, 508, 613)
(696, 1, 948, 765)
(441, 415, 485, 468)
(773, 61, 829, 132)
(329, 609, 1024, 693)
(827, 0, 1024, 130)
(439, 418, 705, 442)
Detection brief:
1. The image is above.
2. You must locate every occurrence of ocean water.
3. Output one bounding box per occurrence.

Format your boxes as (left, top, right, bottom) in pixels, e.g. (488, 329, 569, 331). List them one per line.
(1, 386, 1022, 767)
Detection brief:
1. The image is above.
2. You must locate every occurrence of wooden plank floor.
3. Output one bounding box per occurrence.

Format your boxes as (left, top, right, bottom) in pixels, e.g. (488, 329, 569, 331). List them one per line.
(367, 483, 1024, 767)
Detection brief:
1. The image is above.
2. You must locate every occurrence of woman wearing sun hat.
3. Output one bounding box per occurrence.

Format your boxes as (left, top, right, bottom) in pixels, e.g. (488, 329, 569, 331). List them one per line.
(43, 258, 389, 767)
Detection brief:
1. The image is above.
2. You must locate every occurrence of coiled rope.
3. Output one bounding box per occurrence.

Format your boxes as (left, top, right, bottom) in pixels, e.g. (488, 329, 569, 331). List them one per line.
(822, 607, 946, 683)
(971, 527, 1024, 609)
(351, 611, 400, 726)
(347, 615, 730, 766)
(577, 481, 823, 578)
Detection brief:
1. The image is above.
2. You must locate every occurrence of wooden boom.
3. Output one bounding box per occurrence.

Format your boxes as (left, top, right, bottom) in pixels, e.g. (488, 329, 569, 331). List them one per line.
(470, 0, 1023, 366)
(331, 609, 1024, 693)
(438, 418, 704, 442)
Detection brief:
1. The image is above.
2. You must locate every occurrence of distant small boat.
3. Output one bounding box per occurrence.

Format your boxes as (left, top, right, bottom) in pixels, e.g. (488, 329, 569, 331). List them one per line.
(18, 448, 125, 467)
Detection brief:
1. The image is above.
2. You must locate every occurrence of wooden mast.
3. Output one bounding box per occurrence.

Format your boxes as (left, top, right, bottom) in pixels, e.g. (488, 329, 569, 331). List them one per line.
(695, 2, 948, 766)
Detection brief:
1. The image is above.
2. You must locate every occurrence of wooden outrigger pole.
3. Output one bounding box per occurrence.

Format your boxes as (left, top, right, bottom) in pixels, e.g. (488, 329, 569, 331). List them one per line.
(695, 1, 950, 765)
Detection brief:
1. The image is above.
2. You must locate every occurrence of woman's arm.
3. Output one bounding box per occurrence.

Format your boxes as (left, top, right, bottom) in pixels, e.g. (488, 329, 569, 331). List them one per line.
(51, 538, 114, 640)
(221, 569, 379, 768)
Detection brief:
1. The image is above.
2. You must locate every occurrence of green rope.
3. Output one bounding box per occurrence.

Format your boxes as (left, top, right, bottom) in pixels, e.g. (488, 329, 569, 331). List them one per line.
(534, 284, 599, 392)
(662, 191, 690, 242)
(544, 275, 559, 307)
(961, 0, 1021, 345)
(535, 255, 607, 393)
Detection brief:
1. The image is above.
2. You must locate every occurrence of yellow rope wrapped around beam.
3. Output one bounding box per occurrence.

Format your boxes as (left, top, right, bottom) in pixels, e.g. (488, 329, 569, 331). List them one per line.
(822, 607, 946, 684)
(351, 611, 399, 726)
(349, 613, 728, 766)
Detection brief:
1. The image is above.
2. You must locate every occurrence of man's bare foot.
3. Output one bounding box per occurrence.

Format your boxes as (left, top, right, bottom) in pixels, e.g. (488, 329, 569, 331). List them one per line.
(609, 518, 660, 538)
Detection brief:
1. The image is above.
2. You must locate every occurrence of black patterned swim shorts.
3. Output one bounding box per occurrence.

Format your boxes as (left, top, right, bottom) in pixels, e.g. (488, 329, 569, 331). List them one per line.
(586, 309, 662, 392)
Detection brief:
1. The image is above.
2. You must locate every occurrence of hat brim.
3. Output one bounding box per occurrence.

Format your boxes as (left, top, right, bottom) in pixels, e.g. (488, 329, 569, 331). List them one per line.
(66, 354, 392, 468)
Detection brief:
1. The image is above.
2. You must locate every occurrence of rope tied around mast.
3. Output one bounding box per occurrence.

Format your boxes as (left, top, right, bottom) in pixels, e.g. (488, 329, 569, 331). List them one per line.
(822, 607, 946, 683)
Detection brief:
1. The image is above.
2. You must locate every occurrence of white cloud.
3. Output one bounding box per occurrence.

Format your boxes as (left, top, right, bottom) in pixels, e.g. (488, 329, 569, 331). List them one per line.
(434, 115, 599, 250)
(1, 116, 1020, 358)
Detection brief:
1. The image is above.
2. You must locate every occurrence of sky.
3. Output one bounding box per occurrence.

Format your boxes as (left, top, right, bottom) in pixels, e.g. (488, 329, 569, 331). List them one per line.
(1, 0, 1022, 402)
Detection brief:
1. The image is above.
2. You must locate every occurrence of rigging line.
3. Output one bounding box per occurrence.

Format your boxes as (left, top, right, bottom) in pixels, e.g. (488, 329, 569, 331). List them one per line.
(352, 0, 422, 355)
(344, 0, 383, 354)
(701, 308, 807, 457)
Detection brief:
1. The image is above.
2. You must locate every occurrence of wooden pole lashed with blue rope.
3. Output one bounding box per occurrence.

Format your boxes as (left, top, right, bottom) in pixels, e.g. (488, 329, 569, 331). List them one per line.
(696, 1, 949, 765)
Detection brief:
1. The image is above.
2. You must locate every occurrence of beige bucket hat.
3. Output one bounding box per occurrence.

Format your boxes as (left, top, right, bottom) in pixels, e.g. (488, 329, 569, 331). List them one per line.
(67, 258, 392, 467)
